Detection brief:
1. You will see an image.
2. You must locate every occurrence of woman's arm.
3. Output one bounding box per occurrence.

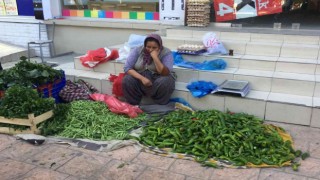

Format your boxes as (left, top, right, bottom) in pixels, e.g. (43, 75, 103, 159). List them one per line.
(124, 47, 152, 86)
(127, 69, 152, 86)
(151, 51, 173, 76)
(124, 47, 139, 73)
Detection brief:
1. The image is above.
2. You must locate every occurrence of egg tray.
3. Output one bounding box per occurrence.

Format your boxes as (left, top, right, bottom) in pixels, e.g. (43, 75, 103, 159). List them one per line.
(177, 49, 207, 55)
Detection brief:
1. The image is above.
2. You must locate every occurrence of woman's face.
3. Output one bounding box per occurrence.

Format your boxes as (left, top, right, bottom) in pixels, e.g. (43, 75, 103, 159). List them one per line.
(145, 41, 160, 53)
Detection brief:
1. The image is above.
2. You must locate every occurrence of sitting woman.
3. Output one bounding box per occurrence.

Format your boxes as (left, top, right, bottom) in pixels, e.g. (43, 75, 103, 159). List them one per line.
(122, 34, 175, 105)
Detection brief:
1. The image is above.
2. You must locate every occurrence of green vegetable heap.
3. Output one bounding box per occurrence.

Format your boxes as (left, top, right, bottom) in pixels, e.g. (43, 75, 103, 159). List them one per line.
(139, 110, 301, 167)
(41, 100, 146, 140)
(0, 85, 54, 119)
(0, 59, 63, 90)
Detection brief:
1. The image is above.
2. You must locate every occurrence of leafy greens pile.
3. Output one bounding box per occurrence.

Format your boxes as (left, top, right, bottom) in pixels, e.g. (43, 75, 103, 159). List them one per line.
(0, 85, 55, 118)
(0, 59, 63, 90)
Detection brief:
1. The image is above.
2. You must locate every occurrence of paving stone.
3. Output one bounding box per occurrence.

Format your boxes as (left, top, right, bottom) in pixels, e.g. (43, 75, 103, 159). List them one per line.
(259, 168, 308, 180)
(68, 146, 101, 156)
(0, 141, 49, 161)
(25, 145, 78, 170)
(17, 167, 69, 180)
(271, 122, 320, 142)
(0, 134, 17, 151)
(65, 175, 86, 180)
(211, 168, 260, 180)
(132, 152, 175, 170)
(56, 152, 111, 179)
(293, 139, 310, 153)
(186, 177, 203, 180)
(96, 159, 146, 180)
(99, 145, 141, 162)
(169, 159, 214, 179)
(137, 167, 185, 180)
(284, 158, 320, 178)
(0, 158, 35, 180)
(309, 142, 320, 159)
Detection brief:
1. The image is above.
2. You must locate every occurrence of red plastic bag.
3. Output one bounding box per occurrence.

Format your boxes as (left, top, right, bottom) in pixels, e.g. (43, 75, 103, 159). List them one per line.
(109, 73, 125, 97)
(80, 48, 119, 68)
(90, 93, 143, 118)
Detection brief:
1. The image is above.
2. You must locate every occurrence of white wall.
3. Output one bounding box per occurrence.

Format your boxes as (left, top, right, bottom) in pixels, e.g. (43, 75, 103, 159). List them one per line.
(54, 25, 154, 55)
(0, 18, 169, 56)
(0, 21, 51, 57)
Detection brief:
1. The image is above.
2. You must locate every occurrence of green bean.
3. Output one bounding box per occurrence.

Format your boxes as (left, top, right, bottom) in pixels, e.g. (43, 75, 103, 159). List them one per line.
(51, 100, 146, 140)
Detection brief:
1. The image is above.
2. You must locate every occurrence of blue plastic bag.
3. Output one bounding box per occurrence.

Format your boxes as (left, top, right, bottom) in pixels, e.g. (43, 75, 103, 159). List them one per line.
(169, 97, 191, 107)
(172, 51, 184, 64)
(186, 81, 217, 98)
(197, 59, 227, 70)
(173, 51, 227, 71)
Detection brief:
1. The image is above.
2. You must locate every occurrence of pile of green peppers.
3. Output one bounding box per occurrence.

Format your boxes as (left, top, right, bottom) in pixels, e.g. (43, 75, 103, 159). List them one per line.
(140, 110, 302, 167)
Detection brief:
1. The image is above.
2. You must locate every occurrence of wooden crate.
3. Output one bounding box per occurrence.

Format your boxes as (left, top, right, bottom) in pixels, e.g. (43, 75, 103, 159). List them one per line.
(0, 110, 53, 135)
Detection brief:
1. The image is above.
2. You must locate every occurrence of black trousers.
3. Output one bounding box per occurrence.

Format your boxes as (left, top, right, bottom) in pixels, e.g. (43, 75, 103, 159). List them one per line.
(122, 70, 175, 105)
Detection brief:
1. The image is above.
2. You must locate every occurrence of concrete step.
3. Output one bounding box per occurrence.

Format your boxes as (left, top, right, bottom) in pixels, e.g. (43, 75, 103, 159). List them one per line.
(163, 36, 320, 59)
(162, 37, 248, 55)
(0, 43, 29, 63)
(111, 37, 320, 74)
(162, 37, 320, 75)
(55, 62, 320, 127)
(166, 29, 320, 45)
(73, 56, 319, 97)
(63, 29, 320, 128)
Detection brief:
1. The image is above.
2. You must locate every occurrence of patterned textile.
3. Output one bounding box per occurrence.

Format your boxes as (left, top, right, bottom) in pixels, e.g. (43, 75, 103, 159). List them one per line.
(59, 79, 99, 102)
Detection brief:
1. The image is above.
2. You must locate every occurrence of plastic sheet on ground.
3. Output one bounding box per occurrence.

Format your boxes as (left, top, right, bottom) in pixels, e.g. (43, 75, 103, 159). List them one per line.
(44, 136, 141, 152)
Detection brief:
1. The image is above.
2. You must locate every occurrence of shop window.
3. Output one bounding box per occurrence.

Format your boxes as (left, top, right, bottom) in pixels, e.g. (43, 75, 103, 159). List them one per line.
(61, 0, 159, 20)
(61, 0, 159, 12)
(211, 0, 320, 29)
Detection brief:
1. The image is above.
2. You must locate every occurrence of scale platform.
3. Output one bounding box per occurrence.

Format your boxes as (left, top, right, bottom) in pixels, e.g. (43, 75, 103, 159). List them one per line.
(212, 80, 250, 97)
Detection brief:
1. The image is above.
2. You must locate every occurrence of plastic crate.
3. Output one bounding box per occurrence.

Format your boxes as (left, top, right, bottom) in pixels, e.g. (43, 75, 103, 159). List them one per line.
(36, 70, 66, 103)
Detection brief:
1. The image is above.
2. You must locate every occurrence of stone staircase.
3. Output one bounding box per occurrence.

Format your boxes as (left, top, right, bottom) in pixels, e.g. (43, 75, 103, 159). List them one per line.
(55, 28, 320, 128)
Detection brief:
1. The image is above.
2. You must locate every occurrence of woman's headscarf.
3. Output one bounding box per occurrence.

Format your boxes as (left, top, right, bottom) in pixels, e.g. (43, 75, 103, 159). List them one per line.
(143, 34, 163, 66)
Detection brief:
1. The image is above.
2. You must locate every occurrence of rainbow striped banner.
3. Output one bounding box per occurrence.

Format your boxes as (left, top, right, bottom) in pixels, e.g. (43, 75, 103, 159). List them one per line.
(62, 9, 159, 20)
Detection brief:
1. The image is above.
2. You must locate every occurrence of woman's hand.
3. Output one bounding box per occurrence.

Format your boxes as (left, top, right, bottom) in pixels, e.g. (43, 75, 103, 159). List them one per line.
(150, 49, 160, 60)
(141, 77, 152, 87)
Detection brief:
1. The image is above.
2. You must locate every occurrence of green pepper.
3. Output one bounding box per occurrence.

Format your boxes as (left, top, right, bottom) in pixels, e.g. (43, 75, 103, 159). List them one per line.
(301, 152, 310, 160)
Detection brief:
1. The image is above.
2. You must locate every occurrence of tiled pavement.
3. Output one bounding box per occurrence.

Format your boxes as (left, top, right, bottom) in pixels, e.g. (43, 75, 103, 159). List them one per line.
(1, 43, 320, 180)
(0, 121, 320, 180)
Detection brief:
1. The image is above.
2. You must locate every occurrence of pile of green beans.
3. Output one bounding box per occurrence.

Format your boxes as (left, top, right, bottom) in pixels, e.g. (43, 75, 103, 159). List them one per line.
(57, 100, 146, 140)
(140, 110, 298, 166)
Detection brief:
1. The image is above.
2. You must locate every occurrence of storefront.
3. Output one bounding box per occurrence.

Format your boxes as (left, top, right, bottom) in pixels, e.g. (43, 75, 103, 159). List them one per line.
(58, 0, 320, 29)
(0, 0, 319, 55)
(1, 0, 320, 28)
(0, 0, 34, 16)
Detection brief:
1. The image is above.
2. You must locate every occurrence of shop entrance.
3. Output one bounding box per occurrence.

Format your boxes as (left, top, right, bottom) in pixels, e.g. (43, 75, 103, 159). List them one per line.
(211, 0, 320, 30)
